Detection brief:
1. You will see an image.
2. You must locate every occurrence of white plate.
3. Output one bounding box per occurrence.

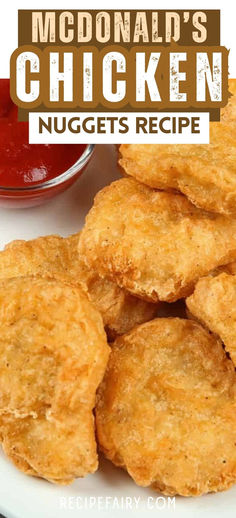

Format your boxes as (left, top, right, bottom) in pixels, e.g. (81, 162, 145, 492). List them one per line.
(0, 144, 235, 518)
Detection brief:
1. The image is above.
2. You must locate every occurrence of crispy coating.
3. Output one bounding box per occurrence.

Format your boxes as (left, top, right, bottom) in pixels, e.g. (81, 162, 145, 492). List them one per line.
(1, 234, 78, 282)
(96, 318, 236, 496)
(0, 276, 109, 484)
(221, 79, 236, 123)
(1, 234, 157, 340)
(78, 178, 236, 302)
(187, 272, 236, 366)
(119, 80, 236, 215)
(79, 269, 158, 341)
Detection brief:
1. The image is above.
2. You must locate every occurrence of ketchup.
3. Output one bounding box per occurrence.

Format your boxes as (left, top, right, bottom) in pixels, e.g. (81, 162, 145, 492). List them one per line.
(0, 80, 86, 188)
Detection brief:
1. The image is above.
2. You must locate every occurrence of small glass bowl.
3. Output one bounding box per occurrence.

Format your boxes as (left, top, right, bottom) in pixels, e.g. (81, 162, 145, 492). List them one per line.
(0, 144, 95, 209)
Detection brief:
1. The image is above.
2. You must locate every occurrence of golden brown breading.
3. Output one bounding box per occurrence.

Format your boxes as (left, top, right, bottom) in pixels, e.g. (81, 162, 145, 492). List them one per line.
(119, 80, 236, 216)
(186, 272, 236, 366)
(79, 268, 158, 341)
(96, 318, 236, 496)
(0, 276, 109, 484)
(1, 234, 77, 283)
(221, 79, 236, 123)
(1, 234, 158, 340)
(78, 178, 236, 302)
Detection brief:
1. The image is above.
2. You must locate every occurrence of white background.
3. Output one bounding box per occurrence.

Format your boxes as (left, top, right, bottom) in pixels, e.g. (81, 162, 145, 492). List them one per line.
(29, 112, 210, 144)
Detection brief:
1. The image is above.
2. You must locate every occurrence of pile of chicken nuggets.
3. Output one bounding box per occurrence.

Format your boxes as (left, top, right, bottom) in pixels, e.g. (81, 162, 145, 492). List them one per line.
(0, 80, 236, 497)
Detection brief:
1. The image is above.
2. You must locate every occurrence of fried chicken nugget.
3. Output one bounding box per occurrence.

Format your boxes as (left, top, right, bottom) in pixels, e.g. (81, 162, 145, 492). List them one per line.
(80, 269, 158, 341)
(119, 80, 236, 216)
(221, 79, 236, 123)
(187, 272, 236, 366)
(1, 234, 158, 340)
(0, 276, 109, 484)
(78, 178, 236, 302)
(96, 318, 236, 496)
(1, 234, 76, 282)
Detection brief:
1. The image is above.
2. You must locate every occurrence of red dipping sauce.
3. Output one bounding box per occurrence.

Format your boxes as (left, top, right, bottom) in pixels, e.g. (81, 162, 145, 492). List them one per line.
(0, 80, 94, 208)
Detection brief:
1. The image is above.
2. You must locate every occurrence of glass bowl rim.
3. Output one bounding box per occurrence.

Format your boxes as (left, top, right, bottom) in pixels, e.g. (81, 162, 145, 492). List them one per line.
(0, 144, 95, 192)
